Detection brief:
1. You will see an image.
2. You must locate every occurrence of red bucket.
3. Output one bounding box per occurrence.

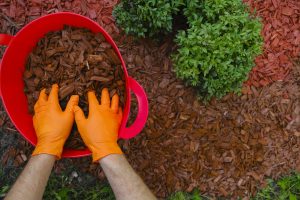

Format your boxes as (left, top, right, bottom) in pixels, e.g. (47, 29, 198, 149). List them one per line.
(0, 12, 149, 158)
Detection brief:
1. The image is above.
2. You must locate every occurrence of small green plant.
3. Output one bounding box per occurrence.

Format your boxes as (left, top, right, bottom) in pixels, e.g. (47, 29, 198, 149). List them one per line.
(173, 0, 262, 99)
(113, 0, 184, 37)
(0, 185, 10, 198)
(44, 173, 115, 200)
(168, 190, 208, 200)
(253, 173, 300, 200)
(167, 173, 300, 199)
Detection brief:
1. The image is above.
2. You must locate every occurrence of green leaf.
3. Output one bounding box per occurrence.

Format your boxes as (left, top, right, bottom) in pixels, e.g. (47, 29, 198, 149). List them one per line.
(289, 194, 297, 200)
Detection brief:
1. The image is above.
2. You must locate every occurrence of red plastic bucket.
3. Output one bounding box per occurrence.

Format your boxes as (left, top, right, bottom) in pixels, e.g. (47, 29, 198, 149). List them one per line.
(0, 12, 148, 158)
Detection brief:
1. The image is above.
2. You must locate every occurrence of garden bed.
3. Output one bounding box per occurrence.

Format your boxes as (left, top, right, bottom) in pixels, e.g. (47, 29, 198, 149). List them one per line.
(1, 0, 300, 199)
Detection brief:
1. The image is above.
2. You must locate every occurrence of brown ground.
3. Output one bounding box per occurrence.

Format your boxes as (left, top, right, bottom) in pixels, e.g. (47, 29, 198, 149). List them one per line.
(1, 1, 300, 199)
(117, 38, 300, 198)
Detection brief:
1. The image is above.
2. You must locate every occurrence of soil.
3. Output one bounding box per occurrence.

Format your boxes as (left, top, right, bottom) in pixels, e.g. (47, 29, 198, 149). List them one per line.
(1, 0, 300, 199)
(23, 26, 125, 149)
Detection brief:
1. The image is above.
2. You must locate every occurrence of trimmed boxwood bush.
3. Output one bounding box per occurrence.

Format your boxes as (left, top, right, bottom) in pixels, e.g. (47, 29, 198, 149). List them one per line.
(113, 0, 263, 99)
(113, 0, 184, 37)
(174, 0, 263, 99)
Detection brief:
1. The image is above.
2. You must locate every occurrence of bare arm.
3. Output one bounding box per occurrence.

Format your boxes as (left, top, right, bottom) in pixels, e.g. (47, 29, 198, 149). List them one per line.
(100, 154, 156, 200)
(5, 154, 55, 200)
(75, 89, 156, 199)
(5, 85, 79, 200)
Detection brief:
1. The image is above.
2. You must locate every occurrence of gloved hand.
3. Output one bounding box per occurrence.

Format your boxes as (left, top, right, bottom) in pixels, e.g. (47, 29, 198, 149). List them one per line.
(32, 84, 79, 159)
(74, 88, 123, 162)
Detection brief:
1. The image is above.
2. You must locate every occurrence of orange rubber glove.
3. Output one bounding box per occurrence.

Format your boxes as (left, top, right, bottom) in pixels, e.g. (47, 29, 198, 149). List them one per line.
(74, 88, 123, 162)
(32, 84, 79, 159)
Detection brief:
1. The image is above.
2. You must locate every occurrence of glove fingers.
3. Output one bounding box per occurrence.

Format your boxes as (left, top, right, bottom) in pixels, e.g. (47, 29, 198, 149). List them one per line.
(38, 88, 48, 103)
(65, 95, 79, 113)
(101, 88, 110, 107)
(111, 94, 119, 112)
(74, 106, 86, 123)
(34, 104, 48, 114)
(48, 84, 59, 104)
(88, 91, 99, 110)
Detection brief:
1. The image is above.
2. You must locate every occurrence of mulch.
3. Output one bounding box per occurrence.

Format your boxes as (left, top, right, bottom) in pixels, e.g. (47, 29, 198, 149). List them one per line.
(1, 1, 300, 199)
(117, 39, 300, 198)
(244, 0, 300, 88)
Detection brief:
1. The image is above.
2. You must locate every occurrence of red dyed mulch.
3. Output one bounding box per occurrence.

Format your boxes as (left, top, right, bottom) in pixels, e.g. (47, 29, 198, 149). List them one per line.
(244, 0, 300, 88)
(0, 0, 119, 36)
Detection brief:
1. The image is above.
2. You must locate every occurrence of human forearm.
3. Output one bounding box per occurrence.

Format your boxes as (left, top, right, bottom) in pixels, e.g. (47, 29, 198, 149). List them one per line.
(5, 154, 55, 200)
(100, 154, 156, 200)
(6, 85, 77, 199)
(75, 89, 155, 199)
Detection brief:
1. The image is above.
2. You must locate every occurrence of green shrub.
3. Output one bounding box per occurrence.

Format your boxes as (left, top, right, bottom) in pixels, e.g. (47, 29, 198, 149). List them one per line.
(173, 0, 263, 99)
(113, 0, 263, 99)
(183, 0, 203, 23)
(113, 0, 184, 37)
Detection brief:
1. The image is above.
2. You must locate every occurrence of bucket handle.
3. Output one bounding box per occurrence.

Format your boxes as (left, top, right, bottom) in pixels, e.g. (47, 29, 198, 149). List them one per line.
(0, 34, 14, 46)
(120, 77, 149, 139)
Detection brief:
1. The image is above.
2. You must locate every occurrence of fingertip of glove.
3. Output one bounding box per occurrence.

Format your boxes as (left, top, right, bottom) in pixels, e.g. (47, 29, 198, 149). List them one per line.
(52, 83, 59, 88)
(70, 95, 79, 101)
(87, 90, 95, 95)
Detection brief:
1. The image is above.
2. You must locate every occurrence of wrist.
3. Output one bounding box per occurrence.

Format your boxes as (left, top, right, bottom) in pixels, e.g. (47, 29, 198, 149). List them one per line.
(31, 153, 57, 161)
(89, 142, 123, 163)
(32, 140, 64, 159)
(99, 153, 125, 165)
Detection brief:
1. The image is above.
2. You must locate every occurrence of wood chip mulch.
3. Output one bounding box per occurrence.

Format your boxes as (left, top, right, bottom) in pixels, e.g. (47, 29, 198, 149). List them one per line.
(1, 1, 300, 199)
(0, 0, 119, 37)
(114, 38, 300, 199)
(244, 0, 300, 88)
(0, 101, 16, 133)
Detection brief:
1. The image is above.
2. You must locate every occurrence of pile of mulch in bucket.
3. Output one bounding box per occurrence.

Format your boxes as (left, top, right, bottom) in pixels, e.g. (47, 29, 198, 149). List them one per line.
(23, 25, 125, 149)
(244, 0, 300, 88)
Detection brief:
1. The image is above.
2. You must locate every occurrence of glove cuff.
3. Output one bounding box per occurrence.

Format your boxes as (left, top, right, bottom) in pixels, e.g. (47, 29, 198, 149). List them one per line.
(32, 142, 63, 159)
(90, 143, 123, 163)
